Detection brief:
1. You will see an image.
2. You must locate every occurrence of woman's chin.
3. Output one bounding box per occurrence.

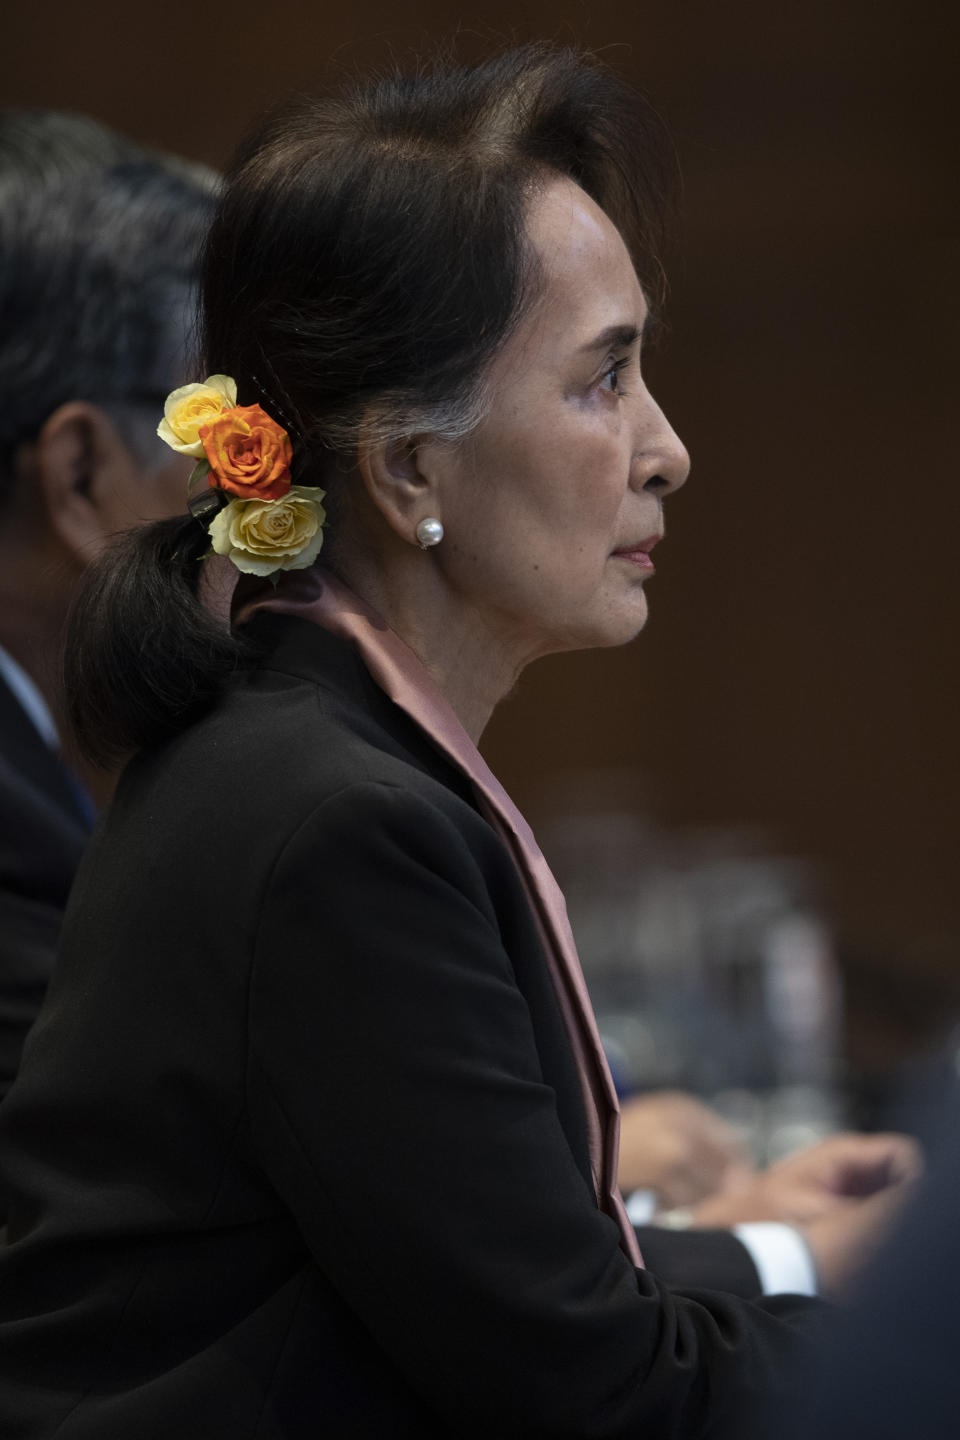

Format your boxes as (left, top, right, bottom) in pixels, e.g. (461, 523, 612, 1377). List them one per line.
(550, 592, 651, 655)
(599, 589, 651, 648)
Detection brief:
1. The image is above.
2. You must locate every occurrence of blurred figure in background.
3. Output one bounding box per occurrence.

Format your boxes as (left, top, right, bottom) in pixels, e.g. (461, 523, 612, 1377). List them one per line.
(0, 111, 217, 1101)
(565, 798, 919, 1289)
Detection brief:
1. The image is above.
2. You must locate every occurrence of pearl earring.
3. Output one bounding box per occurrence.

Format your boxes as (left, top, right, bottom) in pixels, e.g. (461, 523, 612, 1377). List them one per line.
(416, 517, 444, 549)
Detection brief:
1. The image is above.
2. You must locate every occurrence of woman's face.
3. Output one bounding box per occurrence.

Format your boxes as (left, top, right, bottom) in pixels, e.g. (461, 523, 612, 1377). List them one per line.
(431, 176, 689, 666)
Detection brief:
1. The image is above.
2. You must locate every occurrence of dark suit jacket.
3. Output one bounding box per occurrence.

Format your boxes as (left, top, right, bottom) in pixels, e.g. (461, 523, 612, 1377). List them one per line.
(0, 615, 823, 1438)
(0, 669, 91, 1104)
(755, 1091, 960, 1440)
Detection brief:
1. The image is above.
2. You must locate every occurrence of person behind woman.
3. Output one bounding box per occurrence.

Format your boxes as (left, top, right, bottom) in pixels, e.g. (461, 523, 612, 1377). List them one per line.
(0, 46, 912, 1438)
(0, 110, 218, 1106)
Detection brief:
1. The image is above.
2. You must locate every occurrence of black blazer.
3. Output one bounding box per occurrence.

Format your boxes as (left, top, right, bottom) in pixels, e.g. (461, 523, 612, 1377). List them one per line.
(0, 639, 758, 1296)
(0, 669, 91, 1104)
(0, 615, 823, 1439)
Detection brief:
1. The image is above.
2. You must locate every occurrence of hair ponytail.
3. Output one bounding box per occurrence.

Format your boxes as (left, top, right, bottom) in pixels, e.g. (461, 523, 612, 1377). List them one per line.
(64, 516, 248, 768)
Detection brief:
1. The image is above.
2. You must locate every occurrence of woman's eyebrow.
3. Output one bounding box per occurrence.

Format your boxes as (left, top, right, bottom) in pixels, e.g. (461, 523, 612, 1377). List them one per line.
(576, 322, 642, 355)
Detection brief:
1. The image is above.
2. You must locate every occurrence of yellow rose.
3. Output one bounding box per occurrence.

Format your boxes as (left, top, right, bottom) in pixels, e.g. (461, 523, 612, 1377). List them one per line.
(157, 374, 238, 457)
(208, 486, 327, 576)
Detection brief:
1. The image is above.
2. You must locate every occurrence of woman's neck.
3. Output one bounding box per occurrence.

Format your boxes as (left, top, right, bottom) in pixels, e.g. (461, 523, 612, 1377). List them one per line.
(328, 550, 532, 745)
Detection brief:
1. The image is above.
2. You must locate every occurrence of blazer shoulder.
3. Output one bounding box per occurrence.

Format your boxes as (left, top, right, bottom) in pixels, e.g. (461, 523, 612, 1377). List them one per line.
(121, 622, 474, 839)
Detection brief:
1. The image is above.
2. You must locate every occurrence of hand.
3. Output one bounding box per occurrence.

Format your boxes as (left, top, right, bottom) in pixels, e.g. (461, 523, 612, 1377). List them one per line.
(617, 1091, 753, 1207)
(689, 1132, 923, 1228)
(800, 1179, 917, 1298)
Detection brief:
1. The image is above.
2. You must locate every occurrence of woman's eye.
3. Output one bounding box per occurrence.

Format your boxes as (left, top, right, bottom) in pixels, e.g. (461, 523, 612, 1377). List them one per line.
(598, 357, 631, 394)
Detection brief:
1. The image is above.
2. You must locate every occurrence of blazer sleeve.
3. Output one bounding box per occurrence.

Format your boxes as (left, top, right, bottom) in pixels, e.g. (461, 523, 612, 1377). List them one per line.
(246, 780, 826, 1439)
(0, 753, 89, 1104)
(636, 1225, 762, 1297)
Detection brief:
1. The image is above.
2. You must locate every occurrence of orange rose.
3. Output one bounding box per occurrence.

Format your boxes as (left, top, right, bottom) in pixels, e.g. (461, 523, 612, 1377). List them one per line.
(199, 404, 292, 501)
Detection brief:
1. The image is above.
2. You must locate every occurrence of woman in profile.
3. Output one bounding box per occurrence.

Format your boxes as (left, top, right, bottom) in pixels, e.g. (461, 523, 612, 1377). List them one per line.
(0, 46, 904, 1438)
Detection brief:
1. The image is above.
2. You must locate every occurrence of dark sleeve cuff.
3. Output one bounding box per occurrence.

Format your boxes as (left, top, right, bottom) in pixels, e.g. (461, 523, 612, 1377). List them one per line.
(635, 1225, 763, 1298)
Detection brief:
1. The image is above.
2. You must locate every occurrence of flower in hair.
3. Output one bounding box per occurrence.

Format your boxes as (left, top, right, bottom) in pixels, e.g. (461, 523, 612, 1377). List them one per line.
(157, 374, 237, 457)
(158, 374, 326, 578)
(209, 488, 327, 576)
(199, 403, 292, 501)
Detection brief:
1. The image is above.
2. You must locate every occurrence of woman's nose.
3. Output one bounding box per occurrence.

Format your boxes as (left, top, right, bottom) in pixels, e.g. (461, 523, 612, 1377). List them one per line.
(632, 392, 690, 498)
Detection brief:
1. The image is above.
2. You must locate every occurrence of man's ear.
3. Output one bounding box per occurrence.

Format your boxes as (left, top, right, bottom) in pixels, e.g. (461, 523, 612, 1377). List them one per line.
(33, 401, 134, 565)
(355, 433, 446, 547)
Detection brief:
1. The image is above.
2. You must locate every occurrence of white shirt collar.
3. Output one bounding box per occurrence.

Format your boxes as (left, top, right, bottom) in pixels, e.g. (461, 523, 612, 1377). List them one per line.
(0, 643, 60, 751)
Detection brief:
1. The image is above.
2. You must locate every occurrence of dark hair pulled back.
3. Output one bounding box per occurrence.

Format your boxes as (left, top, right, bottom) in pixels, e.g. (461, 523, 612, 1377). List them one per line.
(67, 45, 678, 766)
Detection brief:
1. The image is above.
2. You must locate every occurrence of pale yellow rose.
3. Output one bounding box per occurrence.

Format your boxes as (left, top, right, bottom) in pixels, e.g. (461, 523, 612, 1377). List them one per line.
(157, 374, 238, 457)
(208, 486, 327, 576)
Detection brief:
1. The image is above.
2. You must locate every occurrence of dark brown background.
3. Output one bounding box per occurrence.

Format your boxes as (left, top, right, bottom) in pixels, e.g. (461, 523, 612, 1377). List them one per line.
(7, 1, 959, 1045)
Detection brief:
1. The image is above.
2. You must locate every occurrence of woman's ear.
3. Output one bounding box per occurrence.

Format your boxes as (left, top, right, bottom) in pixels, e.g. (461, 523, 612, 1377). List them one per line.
(355, 433, 447, 547)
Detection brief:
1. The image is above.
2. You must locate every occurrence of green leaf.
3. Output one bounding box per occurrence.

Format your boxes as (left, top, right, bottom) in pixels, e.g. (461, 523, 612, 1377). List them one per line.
(187, 458, 211, 496)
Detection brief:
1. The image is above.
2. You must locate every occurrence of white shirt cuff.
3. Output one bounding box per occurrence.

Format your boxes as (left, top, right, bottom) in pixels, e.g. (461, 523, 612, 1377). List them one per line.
(732, 1222, 818, 1295)
(624, 1189, 657, 1226)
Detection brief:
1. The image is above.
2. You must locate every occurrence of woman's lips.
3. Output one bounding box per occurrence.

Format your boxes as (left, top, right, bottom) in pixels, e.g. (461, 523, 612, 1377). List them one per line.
(612, 536, 660, 571)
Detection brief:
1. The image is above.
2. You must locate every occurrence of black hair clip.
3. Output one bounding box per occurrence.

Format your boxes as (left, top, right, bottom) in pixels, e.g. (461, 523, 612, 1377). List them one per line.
(172, 486, 229, 566)
(187, 486, 228, 528)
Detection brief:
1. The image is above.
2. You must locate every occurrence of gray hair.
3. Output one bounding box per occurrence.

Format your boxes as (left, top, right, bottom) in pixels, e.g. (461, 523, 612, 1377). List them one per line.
(0, 109, 219, 500)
